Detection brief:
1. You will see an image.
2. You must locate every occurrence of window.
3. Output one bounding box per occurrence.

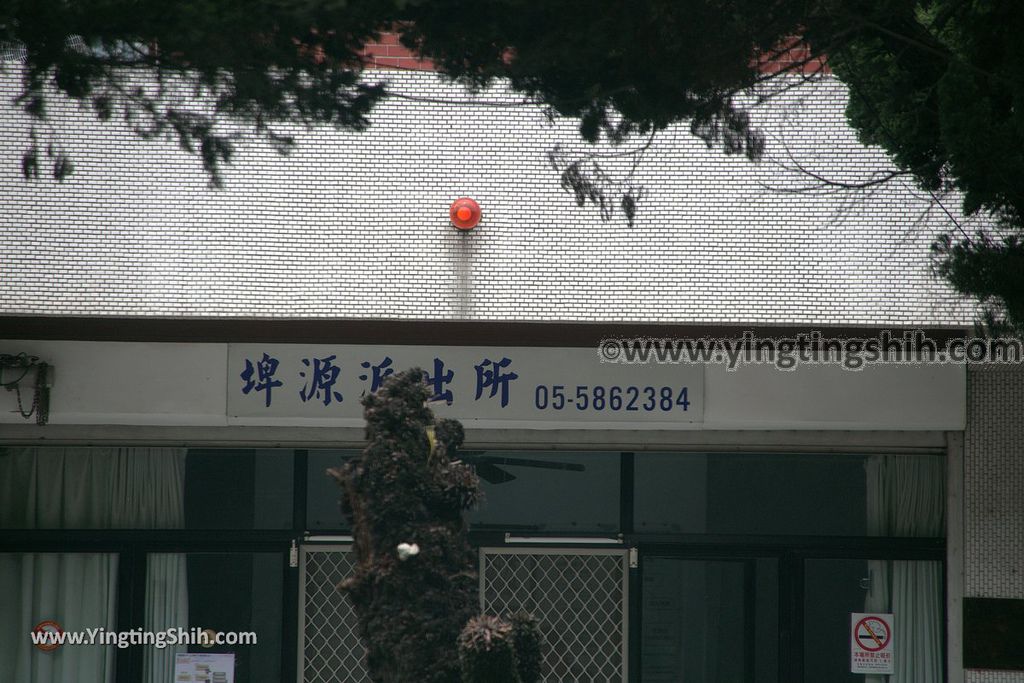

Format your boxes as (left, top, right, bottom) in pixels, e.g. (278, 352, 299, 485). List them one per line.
(305, 449, 355, 531)
(0, 447, 297, 683)
(0, 447, 294, 530)
(306, 449, 623, 534)
(144, 552, 284, 683)
(634, 452, 944, 537)
(467, 451, 620, 533)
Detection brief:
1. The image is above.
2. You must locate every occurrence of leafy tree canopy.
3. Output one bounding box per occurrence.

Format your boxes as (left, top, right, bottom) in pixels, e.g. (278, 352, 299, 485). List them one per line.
(2, 1, 1021, 330)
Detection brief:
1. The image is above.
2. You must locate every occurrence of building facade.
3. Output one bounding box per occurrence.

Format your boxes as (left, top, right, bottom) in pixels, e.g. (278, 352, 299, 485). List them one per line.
(1, 59, 1021, 683)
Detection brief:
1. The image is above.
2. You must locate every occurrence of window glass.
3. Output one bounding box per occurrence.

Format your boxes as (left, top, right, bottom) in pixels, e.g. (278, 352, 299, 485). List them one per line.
(144, 552, 284, 683)
(634, 452, 944, 537)
(804, 558, 943, 681)
(0, 447, 294, 529)
(0, 552, 119, 682)
(306, 450, 357, 531)
(308, 449, 621, 534)
(468, 451, 620, 533)
(641, 557, 778, 682)
(184, 449, 294, 530)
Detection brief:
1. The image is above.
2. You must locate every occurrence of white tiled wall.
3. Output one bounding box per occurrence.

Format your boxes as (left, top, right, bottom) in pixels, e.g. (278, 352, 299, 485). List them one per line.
(0, 69, 979, 324)
(964, 365, 1024, 683)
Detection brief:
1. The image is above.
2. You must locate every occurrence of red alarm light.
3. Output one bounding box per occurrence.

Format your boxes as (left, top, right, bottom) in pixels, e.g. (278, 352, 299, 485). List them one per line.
(449, 198, 481, 230)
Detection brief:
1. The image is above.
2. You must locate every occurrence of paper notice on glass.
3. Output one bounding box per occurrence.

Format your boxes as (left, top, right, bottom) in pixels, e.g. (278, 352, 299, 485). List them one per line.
(174, 652, 235, 683)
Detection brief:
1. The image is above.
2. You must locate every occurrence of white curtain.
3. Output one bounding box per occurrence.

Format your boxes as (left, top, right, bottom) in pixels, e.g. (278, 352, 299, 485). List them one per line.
(865, 455, 945, 683)
(0, 552, 119, 683)
(143, 553, 190, 683)
(0, 447, 188, 683)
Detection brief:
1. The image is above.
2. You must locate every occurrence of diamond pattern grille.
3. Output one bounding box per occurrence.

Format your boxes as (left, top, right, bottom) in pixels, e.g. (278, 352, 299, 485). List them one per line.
(482, 550, 627, 683)
(301, 547, 627, 682)
(301, 548, 370, 683)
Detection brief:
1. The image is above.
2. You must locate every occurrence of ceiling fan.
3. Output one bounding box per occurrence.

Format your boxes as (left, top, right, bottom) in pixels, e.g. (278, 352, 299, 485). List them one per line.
(333, 448, 587, 486)
(456, 452, 586, 485)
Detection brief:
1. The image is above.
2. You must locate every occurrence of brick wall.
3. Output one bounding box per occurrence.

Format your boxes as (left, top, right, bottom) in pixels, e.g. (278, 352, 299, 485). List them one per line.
(360, 32, 434, 71)
(964, 364, 1024, 682)
(361, 31, 827, 75)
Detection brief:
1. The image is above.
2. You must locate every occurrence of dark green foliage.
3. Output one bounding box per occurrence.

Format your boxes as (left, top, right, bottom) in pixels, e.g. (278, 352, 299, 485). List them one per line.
(821, 2, 1024, 331)
(933, 232, 1024, 334)
(826, 3, 1024, 219)
(509, 612, 542, 683)
(458, 615, 521, 683)
(3, 0, 392, 184)
(329, 368, 482, 683)
(456, 611, 544, 683)
(404, 0, 794, 158)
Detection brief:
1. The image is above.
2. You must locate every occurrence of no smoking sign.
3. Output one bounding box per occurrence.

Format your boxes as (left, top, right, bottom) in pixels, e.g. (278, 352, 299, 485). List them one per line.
(850, 613, 894, 674)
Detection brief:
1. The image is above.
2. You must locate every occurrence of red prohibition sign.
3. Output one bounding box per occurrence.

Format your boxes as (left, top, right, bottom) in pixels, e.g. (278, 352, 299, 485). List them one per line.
(33, 620, 64, 652)
(854, 616, 891, 652)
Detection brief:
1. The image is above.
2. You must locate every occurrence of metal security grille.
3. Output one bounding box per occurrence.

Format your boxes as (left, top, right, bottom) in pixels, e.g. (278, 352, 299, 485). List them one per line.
(299, 545, 628, 682)
(480, 547, 630, 683)
(298, 544, 370, 683)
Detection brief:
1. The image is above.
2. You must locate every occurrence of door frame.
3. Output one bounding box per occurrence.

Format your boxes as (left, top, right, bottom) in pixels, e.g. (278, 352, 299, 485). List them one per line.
(632, 538, 945, 682)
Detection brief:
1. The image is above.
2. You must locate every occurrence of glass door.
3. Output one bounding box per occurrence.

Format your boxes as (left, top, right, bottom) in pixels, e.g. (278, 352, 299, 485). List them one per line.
(637, 553, 943, 682)
(803, 558, 943, 682)
(640, 556, 779, 682)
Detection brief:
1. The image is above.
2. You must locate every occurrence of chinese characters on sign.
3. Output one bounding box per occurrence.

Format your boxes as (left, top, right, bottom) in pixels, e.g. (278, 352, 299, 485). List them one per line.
(474, 357, 518, 408)
(299, 355, 343, 406)
(424, 357, 455, 405)
(237, 353, 509, 409)
(359, 356, 394, 395)
(240, 353, 282, 407)
(228, 345, 704, 426)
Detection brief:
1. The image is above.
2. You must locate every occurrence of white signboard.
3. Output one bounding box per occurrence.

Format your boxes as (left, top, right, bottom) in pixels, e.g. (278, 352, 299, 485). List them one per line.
(850, 613, 894, 674)
(174, 652, 235, 682)
(227, 344, 703, 428)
